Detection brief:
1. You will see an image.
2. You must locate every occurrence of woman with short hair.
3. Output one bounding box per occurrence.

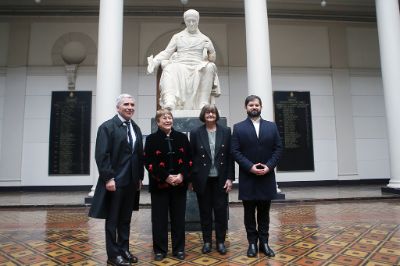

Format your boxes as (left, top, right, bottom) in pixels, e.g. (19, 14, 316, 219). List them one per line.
(144, 109, 191, 261)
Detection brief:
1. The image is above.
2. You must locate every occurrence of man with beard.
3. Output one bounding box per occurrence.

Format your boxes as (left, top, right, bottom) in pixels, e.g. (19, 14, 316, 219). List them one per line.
(231, 95, 282, 258)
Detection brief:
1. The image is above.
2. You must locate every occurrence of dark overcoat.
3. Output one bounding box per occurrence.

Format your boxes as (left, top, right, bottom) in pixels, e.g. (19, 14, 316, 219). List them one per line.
(144, 128, 191, 192)
(231, 118, 282, 200)
(89, 115, 144, 219)
(190, 124, 235, 194)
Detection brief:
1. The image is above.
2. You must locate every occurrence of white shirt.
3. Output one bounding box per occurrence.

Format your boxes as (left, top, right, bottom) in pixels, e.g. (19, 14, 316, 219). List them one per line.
(251, 117, 261, 138)
(118, 114, 137, 146)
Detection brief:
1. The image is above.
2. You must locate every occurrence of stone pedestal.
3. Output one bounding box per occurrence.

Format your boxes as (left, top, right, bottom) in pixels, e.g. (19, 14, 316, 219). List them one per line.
(185, 190, 201, 231)
(381, 186, 400, 195)
(274, 193, 286, 200)
(85, 196, 92, 204)
(171, 110, 201, 118)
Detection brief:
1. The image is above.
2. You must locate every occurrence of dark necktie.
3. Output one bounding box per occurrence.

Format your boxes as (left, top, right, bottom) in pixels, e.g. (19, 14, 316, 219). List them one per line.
(124, 121, 134, 150)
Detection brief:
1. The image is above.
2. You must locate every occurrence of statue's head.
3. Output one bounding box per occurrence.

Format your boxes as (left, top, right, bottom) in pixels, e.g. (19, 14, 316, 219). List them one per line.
(183, 9, 199, 33)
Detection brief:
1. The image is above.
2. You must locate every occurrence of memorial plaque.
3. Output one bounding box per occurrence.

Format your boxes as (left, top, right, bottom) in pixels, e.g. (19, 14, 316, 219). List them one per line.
(274, 91, 314, 171)
(49, 91, 92, 175)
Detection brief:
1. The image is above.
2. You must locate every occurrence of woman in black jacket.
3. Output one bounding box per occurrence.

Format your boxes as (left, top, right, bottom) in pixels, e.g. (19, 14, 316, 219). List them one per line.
(144, 109, 191, 261)
(189, 104, 235, 255)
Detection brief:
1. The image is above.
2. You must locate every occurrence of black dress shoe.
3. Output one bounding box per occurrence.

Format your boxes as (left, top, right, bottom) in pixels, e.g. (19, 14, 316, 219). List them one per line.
(259, 242, 275, 257)
(217, 243, 227, 255)
(154, 253, 166, 261)
(202, 242, 211, 254)
(107, 255, 131, 266)
(173, 251, 185, 260)
(122, 250, 138, 263)
(247, 243, 258, 257)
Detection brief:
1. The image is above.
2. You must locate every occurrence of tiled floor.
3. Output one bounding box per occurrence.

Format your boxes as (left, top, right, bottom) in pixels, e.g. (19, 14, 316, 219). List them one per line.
(0, 185, 400, 266)
(0, 198, 400, 265)
(0, 185, 399, 265)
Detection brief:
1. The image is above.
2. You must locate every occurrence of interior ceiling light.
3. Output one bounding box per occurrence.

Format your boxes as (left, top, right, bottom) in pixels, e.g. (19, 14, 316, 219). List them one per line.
(321, 0, 327, 7)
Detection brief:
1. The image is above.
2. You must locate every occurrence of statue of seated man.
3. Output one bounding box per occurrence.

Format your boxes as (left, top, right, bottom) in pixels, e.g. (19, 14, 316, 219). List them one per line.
(147, 9, 221, 110)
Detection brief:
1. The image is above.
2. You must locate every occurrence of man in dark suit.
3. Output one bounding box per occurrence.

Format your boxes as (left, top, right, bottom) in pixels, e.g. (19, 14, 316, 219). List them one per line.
(189, 104, 235, 255)
(89, 94, 144, 266)
(231, 95, 282, 258)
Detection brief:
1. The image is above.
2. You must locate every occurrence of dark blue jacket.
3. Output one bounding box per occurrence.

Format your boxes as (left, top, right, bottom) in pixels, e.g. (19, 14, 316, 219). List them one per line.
(231, 118, 282, 200)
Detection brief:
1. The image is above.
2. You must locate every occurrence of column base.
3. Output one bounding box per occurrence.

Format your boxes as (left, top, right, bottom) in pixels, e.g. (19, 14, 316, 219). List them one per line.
(381, 186, 400, 195)
(84, 196, 93, 204)
(274, 192, 286, 200)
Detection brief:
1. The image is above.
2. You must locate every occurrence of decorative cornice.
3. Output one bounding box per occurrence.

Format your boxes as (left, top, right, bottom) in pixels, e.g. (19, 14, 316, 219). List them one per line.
(0, 5, 376, 22)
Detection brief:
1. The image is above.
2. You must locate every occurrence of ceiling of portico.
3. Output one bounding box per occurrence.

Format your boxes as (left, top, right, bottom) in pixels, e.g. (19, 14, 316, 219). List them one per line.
(0, 0, 377, 21)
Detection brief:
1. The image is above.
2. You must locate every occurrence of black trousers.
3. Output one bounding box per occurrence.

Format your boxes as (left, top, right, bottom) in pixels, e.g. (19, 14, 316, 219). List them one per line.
(105, 185, 136, 258)
(151, 188, 187, 255)
(196, 177, 228, 244)
(242, 200, 271, 244)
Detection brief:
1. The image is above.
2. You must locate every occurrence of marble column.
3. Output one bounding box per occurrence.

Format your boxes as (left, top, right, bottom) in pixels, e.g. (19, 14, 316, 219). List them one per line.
(329, 26, 358, 180)
(375, 0, 400, 191)
(0, 22, 30, 185)
(244, 0, 283, 196)
(89, 0, 124, 197)
(244, 0, 273, 120)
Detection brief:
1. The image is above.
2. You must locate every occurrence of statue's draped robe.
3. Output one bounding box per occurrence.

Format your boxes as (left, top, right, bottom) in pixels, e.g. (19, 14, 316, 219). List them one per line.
(153, 29, 221, 110)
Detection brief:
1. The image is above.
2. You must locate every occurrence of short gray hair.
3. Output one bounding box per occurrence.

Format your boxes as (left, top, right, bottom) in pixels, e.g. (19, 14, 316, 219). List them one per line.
(116, 94, 135, 107)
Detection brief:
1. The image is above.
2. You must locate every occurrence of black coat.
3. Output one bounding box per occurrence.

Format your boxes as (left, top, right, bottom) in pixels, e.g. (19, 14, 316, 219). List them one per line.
(89, 115, 144, 219)
(144, 128, 191, 192)
(231, 118, 282, 200)
(190, 124, 235, 195)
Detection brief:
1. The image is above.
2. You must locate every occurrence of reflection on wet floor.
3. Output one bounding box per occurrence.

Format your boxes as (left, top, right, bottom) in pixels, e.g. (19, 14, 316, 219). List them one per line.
(0, 199, 399, 265)
(0, 184, 398, 207)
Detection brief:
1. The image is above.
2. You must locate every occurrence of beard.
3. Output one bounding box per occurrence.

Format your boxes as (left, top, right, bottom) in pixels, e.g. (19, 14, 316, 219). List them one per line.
(247, 110, 261, 118)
